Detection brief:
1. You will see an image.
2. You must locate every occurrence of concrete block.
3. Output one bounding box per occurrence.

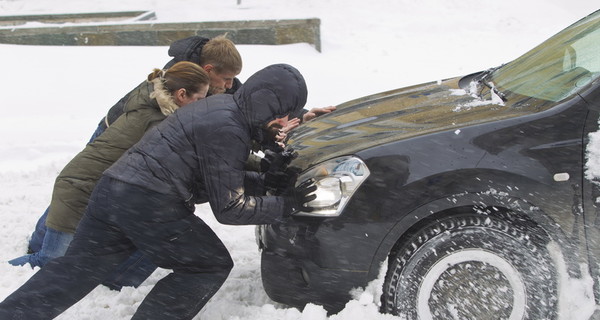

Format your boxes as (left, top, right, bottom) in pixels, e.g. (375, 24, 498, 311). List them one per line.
(0, 12, 321, 51)
(0, 11, 155, 27)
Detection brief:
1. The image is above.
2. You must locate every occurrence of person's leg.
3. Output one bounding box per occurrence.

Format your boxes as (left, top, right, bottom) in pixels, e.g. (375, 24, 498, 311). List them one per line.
(98, 179, 233, 319)
(101, 250, 158, 290)
(0, 177, 135, 319)
(8, 227, 74, 268)
(128, 215, 233, 320)
(27, 206, 49, 253)
(0, 251, 126, 319)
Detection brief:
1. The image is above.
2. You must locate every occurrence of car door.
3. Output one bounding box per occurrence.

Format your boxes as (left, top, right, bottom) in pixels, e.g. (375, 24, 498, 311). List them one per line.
(573, 21, 600, 303)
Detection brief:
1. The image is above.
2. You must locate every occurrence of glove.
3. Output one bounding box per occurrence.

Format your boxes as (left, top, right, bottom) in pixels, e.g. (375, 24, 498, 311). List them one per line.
(260, 148, 297, 173)
(264, 171, 291, 195)
(283, 178, 318, 214)
(260, 149, 278, 172)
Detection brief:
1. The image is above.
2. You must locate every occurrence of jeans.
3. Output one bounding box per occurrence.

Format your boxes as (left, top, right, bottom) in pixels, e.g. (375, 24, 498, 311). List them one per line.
(27, 207, 49, 253)
(9, 226, 73, 267)
(11, 226, 158, 290)
(0, 176, 233, 320)
(102, 250, 159, 290)
(88, 122, 106, 143)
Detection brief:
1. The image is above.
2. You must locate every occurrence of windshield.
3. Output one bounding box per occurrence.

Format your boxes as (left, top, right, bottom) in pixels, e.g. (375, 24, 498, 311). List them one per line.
(490, 10, 600, 102)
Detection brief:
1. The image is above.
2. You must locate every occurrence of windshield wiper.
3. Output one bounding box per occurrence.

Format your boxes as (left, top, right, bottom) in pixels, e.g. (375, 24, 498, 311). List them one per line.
(481, 80, 507, 103)
(472, 65, 507, 102)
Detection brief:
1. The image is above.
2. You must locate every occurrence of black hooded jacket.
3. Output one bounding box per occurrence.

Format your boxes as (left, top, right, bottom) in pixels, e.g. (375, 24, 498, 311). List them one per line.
(104, 64, 307, 225)
(100, 36, 242, 129)
(164, 36, 209, 69)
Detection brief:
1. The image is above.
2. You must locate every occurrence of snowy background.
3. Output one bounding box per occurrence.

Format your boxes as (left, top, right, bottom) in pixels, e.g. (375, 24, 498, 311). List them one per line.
(1, 0, 599, 319)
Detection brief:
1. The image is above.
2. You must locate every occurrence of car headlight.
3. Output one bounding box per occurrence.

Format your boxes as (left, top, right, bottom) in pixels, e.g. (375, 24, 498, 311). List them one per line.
(294, 156, 370, 217)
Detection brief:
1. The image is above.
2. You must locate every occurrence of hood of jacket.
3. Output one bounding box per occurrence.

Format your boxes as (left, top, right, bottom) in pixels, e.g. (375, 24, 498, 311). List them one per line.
(233, 64, 308, 142)
(167, 36, 210, 65)
(123, 79, 179, 116)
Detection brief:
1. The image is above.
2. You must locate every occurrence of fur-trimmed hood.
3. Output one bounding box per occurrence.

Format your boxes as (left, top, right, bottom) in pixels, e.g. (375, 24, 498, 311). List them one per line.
(123, 79, 179, 117)
(149, 77, 180, 116)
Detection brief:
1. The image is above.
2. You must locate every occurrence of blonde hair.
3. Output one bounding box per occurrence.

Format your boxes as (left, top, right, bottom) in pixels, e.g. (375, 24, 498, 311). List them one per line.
(200, 34, 243, 74)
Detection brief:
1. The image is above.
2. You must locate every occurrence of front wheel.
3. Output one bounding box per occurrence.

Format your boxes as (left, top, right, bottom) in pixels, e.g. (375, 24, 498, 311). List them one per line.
(381, 213, 558, 319)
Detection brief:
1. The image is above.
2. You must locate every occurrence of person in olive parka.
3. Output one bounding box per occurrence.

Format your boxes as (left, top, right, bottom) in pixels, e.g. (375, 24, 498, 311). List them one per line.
(47, 62, 209, 237)
(24, 35, 243, 258)
(8, 62, 210, 288)
(0, 64, 317, 320)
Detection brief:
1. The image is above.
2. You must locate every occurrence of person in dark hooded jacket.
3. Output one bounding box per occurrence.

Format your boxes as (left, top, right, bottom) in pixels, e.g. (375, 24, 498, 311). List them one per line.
(0, 64, 316, 320)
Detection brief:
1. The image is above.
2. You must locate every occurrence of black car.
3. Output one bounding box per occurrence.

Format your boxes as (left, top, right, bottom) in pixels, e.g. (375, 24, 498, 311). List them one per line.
(258, 9, 600, 319)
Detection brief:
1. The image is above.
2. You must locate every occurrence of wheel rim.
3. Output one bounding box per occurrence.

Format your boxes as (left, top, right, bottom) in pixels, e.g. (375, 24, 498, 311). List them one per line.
(417, 249, 527, 320)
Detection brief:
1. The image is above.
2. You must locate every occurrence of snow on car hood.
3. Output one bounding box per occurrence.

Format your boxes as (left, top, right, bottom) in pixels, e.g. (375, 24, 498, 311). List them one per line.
(288, 76, 536, 169)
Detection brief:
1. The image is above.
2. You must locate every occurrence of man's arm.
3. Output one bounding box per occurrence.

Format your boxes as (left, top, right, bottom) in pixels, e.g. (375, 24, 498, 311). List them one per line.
(301, 105, 336, 123)
(200, 129, 289, 225)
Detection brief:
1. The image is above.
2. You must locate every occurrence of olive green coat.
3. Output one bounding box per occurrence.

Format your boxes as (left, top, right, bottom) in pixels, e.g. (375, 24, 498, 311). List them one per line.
(46, 79, 178, 233)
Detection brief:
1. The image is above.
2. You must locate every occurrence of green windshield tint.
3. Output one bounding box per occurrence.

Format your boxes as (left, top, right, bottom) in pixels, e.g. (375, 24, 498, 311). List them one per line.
(492, 11, 600, 102)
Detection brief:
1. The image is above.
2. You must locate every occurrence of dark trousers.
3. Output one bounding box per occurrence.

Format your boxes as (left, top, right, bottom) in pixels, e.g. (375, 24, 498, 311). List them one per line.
(0, 176, 234, 320)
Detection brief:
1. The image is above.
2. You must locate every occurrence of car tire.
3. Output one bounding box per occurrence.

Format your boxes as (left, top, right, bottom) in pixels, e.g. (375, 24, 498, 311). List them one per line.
(381, 212, 558, 319)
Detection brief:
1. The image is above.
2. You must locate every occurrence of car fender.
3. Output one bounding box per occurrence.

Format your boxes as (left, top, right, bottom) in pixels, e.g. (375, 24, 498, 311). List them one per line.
(365, 175, 584, 284)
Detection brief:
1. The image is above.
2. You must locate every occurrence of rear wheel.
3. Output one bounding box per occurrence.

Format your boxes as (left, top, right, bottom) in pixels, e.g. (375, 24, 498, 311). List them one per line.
(381, 212, 558, 319)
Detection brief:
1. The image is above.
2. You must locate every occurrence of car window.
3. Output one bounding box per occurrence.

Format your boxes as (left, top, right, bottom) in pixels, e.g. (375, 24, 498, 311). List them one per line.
(491, 11, 600, 102)
(569, 26, 600, 74)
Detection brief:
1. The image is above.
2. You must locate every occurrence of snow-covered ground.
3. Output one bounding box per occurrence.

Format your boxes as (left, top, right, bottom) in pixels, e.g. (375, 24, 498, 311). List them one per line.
(0, 0, 599, 319)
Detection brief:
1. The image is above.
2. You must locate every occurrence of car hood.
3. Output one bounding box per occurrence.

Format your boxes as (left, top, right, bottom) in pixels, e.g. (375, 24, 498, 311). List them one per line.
(288, 75, 539, 169)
